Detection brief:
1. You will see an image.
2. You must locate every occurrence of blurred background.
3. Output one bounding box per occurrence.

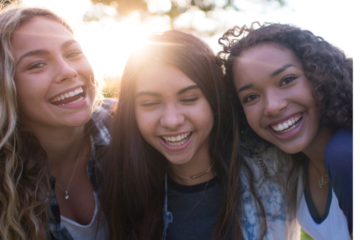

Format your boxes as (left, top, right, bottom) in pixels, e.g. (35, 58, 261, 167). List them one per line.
(5, 0, 355, 99)
(2, 1, 357, 239)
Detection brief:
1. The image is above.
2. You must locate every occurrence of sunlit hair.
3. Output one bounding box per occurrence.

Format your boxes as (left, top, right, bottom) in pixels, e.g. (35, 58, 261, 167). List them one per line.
(101, 30, 268, 240)
(217, 22, 353, 220)
(0, 5, 99, 239)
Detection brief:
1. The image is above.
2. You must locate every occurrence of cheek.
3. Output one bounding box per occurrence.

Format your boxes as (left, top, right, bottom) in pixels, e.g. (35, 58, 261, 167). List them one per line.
(134, 108, 146, 136)
(15, 75, 47, 108)
(78, 59, 95, 86)
(135, 108, 156, 142)
(198, 103, 214, 134)
(243, 106, 267, 136)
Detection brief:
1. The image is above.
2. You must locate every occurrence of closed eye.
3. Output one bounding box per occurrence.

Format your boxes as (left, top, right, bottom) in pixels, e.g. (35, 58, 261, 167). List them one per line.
(181, 97, 198, 103)
(280, 75, 297, 86)
(141, 102, 159, 107)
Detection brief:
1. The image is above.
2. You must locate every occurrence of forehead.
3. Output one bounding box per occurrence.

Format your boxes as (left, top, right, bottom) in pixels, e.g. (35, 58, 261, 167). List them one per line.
(11, 17, 73, 55)
(235, 42, 301, 73)
(135, 62, 196, 93)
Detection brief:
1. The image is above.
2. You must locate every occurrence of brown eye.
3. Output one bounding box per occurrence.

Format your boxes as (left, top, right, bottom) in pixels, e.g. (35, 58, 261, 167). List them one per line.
(243, 94, 259, 103)
(280, 76, 297, 86)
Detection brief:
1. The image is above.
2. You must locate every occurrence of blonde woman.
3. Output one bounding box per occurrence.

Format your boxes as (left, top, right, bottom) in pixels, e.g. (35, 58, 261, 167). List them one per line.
(0, 5, 112, 240)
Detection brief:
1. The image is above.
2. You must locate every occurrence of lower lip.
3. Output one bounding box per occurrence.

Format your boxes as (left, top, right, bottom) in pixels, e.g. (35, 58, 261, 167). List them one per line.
(159, 133, 193, 151)
(269, 113, 306, 140)
(52, 93, 87, 109)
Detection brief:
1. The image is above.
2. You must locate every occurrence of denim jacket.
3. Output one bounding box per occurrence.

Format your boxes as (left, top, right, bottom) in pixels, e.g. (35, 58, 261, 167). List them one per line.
(163, 174, 173, 240)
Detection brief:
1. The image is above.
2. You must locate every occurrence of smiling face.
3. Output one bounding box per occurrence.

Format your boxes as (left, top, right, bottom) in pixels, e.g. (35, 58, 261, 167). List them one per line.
(233, 42, 320, 154)
(11, 17, 95, 131)
(134, 62, 214, 167)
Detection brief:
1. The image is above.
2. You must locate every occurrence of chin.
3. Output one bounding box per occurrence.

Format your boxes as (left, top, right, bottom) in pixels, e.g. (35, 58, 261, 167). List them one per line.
(165, 155, 192, 165)
(276, 143, 304, 155)
(68, 114, 92, 127)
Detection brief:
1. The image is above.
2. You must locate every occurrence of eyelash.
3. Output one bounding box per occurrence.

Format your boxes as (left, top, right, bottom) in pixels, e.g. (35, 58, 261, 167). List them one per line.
(241, 75, 298, 104)
(141, 97, 198, 107)
(141, 102, 159, 107)
(242, 94, 258, 103)
(67, 51, 82, 58)
(182, 97, 198, 103)
(28, 62, 46, 70)
(280, 75, 297, 86)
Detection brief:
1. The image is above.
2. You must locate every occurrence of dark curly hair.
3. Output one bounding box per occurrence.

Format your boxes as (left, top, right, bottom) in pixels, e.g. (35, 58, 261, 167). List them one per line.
(217, 22, 353, 130)
(216, 22, 353, 224)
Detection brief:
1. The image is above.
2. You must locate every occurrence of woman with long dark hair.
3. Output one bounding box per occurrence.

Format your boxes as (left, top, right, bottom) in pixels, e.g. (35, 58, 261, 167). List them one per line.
(0, 5, 112, 240)
(101, 30, 299, 240)
(218, 23, 352, 240)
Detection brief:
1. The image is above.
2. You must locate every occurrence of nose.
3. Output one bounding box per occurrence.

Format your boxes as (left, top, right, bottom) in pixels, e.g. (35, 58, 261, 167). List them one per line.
(264, 91, 288, 117)
(54, 57, 78, 83)
(160, 105, 185, 130)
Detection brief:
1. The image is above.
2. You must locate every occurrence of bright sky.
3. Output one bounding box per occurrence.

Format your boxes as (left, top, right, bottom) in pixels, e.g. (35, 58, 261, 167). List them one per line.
(21, 0, 356, 78)
(21, 0, 358, 232)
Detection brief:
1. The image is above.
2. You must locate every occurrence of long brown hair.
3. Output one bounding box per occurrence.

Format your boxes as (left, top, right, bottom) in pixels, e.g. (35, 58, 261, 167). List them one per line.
(217, 22, 353, 219)
(101, 30, 267, 239)
(0, 5, 73, 240)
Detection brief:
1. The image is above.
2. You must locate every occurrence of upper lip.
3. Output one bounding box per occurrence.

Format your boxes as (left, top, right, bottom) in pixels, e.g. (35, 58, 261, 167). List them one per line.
(49, 85, 84, 101)
(266, 112, 303, 127)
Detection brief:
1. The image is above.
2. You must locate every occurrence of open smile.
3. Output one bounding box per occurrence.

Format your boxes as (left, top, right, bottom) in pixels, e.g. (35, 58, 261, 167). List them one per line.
(50, 86, 85, 106)
(270, 113, 303, 134)
(161, 132, 192, 146)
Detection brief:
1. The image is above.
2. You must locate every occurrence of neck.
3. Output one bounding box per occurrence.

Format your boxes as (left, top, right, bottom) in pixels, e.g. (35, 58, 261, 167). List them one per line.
(22, 123, 88, 176)
(167, 144, 214, 186)
(302, 126, 336, 173)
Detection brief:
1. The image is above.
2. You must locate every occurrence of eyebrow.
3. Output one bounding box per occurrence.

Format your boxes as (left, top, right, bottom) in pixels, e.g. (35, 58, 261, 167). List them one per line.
(61, 39, 78, 49)
(270, 64, 295, 77)
(15, 40, 78, 66)
(135, 91, 161, 98)
(135, 85, 199, 98)
(177, 85, 199, 95)
(238, 83, 253, 93)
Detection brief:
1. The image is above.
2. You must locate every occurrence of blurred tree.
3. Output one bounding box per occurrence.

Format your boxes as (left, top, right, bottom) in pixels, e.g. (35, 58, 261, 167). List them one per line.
(0, 0, 18, 9)
(88, 0, 285, 21)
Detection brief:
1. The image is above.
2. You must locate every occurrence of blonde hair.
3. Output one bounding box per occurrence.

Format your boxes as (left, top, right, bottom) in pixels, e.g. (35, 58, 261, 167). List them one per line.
(0, 4, 89, 239)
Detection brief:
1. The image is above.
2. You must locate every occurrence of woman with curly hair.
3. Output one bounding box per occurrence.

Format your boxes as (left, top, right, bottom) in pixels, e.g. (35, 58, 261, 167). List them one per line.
(217, 23, 352, 240)
(0, 5, 111, 240)
(101, 29, 300, 240)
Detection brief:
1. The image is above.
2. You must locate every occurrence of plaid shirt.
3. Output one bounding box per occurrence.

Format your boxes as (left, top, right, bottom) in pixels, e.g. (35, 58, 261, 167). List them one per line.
(48, 100, 114, 240)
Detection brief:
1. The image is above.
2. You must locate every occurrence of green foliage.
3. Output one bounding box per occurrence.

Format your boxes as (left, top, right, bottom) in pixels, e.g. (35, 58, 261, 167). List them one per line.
(301, 229, 314, 240)
(91, 0, 147, 17)
(102, 76, 121, 99)
(90, 0, 285, 21)
(0, 0, 18, 9)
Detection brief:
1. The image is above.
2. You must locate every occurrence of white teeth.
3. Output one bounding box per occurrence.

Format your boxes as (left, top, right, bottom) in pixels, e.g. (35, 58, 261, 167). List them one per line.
(271, 114, 302, 133)
(162, 132, 191, 146)
(51, 87, 83, 103)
